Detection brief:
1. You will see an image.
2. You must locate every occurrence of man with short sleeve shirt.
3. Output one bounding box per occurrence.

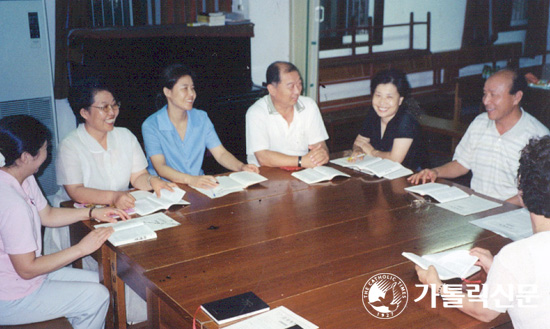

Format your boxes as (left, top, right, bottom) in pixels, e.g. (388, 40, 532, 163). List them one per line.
(246, 61, 329, 168)
(408, 69, 549, 205)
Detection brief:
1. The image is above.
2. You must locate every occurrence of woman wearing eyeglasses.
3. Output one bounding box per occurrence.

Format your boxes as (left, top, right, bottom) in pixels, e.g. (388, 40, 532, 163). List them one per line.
(44, 79, 175, 324)
(49, 80, 174, 213)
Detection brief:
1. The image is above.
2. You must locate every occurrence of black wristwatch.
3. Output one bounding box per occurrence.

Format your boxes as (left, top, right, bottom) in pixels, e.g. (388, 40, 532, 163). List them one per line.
(298, 156, 302, 167)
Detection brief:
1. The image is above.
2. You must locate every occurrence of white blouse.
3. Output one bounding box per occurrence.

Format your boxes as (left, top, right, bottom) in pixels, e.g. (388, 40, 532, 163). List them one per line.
(53, 124, 147, 204)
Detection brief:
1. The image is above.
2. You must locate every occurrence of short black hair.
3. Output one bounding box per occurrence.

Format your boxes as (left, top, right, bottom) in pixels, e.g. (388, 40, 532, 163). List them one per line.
(160, 63, 197, 90)
(0, 115, 51, 167)
(157, 63, 197, 108)
(509, 69, 527, 95)
(370, 69, 410, 98)
(518, 135, 550, 217)
(68, 78, 113, 123)
(266, 61, 301, 86)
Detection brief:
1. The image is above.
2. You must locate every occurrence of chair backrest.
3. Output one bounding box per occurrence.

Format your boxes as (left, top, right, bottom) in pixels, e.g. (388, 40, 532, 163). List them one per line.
(453, 75, 485, 123)
(522, 86, 550, 130)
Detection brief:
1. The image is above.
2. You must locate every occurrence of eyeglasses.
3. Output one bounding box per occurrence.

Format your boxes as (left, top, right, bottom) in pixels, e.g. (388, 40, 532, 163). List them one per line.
(90, 102, 121, 114)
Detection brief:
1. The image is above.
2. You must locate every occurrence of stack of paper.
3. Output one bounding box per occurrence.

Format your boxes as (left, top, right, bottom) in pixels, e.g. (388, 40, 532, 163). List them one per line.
(225, 12, 251, 25)
(470, 208, 533, 241)
(330, 156, 412, 179)
(225, 306, 318, 329)
(197, 12, 225, 26)
(436, 194, 501, 216)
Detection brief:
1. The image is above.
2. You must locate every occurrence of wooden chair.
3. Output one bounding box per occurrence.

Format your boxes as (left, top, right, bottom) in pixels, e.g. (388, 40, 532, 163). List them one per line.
(0, 318, 73, 329)
(322, 107, 367, 152)
(453, 75, 485, 126)
(423, 74, 484, 154)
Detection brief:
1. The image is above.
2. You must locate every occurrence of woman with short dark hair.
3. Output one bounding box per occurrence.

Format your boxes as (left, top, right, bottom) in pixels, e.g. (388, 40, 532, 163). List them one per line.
(142, 63, 258, 189)
(350, 69, 427, 170)
(45, 80, 175, 324)
(0, 115, 122, 328)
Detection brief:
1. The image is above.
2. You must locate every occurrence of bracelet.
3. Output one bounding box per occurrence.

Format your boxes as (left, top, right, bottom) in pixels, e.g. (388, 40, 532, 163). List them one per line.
(437, 283, 446, 297)
(88, 205, 96, 219)
(298, 156, 302, 167)
(147, 175, 159, 187)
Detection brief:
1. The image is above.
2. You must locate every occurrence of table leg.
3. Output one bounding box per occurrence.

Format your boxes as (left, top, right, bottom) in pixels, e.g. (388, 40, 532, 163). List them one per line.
(68, 222, 84, 269)
(96, 244, 114, 329)
(146, 288, 160, 329)
(109, 247, 127, 329)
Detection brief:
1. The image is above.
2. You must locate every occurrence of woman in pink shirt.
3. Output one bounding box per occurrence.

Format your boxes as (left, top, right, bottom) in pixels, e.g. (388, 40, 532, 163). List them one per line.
(0, 115, 127, 328)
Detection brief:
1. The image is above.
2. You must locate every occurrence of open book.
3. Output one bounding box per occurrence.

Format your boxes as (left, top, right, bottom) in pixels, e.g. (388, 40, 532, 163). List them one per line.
(193, 171, 268, 199)
(130, 187, 189, 216)
(96, 212, 180, 246)
(291, 166, 350, 184)
(98, 218, 156, 246)
(330, 156, 412, 179)
(200, 291, 270, 325)
(402, 249, 480, 280)
(404, 182, 469, 203)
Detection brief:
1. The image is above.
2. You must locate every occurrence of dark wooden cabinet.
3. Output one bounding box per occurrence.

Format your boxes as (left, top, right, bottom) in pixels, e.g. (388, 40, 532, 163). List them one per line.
(197, 87, 267, 174)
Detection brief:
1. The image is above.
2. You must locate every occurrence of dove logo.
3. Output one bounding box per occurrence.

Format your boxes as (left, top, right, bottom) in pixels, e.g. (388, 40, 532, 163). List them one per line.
(362, 273, 408, 319)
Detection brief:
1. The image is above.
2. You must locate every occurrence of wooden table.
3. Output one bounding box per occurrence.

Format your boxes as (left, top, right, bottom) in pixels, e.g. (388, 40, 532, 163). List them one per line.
(72, 166, 517, 328)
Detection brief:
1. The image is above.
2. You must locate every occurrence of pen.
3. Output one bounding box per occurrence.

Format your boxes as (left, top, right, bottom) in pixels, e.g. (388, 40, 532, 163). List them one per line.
(347, 153, 365, 161)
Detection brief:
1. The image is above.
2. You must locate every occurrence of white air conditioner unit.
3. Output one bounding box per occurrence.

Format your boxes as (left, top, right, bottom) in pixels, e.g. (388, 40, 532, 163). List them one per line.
(0, 0, 59, 197)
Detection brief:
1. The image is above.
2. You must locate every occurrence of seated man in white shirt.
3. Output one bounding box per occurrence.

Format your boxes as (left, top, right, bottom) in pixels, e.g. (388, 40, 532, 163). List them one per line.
(416, 135, 550, 328)
(246, 61, 329, 168)
(408, 69, 549, 205)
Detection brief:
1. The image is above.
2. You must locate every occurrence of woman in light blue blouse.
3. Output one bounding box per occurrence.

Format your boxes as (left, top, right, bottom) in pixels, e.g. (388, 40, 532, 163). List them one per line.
(142, 64, 259, 189)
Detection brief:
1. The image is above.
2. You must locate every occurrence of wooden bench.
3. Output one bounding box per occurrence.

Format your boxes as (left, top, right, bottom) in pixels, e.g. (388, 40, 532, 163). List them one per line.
(0, 318, 72, 329)
(417, 113, 468, 153)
